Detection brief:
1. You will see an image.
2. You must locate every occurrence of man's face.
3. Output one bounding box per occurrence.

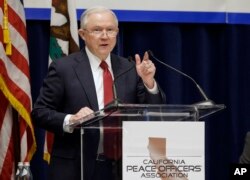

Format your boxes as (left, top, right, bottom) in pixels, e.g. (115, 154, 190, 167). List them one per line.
(79, 11, 118, 60)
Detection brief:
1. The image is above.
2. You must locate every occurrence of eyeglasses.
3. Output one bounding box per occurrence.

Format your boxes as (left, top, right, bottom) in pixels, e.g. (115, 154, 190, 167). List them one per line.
(83, 28, 118, 37)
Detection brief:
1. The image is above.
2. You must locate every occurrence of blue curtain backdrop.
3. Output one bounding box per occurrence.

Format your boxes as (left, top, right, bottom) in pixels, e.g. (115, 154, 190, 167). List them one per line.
(27, 20, 250, 180)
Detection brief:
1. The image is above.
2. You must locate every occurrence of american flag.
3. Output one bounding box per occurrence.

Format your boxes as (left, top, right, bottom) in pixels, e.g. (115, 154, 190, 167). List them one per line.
(44, 0, 79, 163)
(0, 0, 36, 179)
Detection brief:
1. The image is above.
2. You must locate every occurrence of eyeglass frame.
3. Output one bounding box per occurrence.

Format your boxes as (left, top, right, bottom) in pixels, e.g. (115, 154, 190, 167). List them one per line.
(83, 28, 119, 37)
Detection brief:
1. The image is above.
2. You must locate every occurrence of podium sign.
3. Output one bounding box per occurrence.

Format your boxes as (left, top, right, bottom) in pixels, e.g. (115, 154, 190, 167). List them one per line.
(123, 121, 205, 180)
(69, 103, 224, 180)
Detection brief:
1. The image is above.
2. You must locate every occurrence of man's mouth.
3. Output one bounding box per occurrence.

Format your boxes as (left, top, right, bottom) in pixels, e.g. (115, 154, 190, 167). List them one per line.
(100, 44, 108, 47)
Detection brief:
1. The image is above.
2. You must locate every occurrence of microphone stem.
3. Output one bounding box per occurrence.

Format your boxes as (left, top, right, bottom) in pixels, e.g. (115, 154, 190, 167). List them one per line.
(150, 53, 210, 102)
(112, 84, 118, 102)
(196, 84, 209, 101)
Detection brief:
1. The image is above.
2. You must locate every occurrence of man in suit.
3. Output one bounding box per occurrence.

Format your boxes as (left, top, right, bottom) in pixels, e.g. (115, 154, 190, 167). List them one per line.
(239, 131, 250, 164)
(32, 6, 166, 180)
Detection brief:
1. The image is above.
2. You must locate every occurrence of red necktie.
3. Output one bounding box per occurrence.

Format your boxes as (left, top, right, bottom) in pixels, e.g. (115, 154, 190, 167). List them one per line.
(100, 61, 113, 105)
(100, 61, 121, 160)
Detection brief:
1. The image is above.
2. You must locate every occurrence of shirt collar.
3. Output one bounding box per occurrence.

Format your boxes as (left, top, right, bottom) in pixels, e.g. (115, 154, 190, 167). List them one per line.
(85, 47, 112, 72)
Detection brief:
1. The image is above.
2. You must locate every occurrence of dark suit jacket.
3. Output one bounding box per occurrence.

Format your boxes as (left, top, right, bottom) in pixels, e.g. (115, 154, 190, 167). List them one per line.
(32, 49, 166, 180)
(239, 131, 250, 164)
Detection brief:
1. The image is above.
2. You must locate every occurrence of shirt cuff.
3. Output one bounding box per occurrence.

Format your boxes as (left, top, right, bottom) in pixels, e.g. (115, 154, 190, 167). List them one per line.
(63, 114, 74, 133)
(144, 80, 159, 94)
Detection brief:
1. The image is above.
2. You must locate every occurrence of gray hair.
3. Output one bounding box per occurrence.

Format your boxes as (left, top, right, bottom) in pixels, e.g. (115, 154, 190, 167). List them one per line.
(80, 6, 119, 29)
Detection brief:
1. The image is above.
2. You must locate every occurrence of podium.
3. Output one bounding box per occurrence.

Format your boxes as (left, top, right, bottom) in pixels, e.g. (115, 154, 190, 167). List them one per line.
(69, 103, 225, 180)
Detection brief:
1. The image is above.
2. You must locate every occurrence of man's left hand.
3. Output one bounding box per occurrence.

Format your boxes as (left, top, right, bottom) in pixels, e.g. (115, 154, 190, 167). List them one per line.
(135, 51, 156, 89)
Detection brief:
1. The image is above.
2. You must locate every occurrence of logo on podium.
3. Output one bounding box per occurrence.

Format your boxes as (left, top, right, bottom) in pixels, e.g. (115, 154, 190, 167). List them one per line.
(123, 121, 205, 180)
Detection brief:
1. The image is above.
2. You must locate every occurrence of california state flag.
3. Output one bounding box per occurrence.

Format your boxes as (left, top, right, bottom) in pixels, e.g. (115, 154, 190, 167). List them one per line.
(44, 0, 79, 163)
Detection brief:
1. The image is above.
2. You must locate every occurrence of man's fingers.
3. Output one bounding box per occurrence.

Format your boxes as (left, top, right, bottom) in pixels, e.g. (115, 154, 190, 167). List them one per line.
(83, 107, 94, 114)
(70, 107, 94, 124)
(77, 107, 94, 117)
(143, 51, 149, 61)
(135, 54, 141, 65)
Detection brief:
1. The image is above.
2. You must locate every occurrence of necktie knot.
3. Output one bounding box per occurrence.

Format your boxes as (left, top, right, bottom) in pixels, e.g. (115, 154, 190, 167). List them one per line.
(100, 61, 109, 70)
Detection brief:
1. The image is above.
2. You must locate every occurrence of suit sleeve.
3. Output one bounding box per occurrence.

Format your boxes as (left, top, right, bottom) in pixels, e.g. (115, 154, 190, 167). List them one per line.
(145, 81, 166, 104)
(32, 61, 67, 135)
(135, 72, 166, 104)
(239, 131, 250, 164)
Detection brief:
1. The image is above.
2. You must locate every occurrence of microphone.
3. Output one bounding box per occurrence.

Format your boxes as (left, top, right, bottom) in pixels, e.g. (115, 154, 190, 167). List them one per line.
(147, 50, 214, 106)
(104, 56, 135, 110)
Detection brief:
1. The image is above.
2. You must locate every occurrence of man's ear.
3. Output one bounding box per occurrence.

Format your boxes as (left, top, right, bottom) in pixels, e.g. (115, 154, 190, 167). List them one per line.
(78, 29, 85, 40)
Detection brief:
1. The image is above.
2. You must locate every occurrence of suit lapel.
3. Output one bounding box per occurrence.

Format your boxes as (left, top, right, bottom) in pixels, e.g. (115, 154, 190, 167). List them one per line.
(73, 50, 99, 111)
(73, 52, 128, 109)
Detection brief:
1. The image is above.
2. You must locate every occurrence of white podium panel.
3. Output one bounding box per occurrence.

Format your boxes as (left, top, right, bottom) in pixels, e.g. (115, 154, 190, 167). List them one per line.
(123, 121, 205, 180)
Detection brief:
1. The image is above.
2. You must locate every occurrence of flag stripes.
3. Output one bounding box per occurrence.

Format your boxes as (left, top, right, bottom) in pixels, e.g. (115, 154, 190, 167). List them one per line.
(0, 0, 36, 179)
(0, 92, 14, 180)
